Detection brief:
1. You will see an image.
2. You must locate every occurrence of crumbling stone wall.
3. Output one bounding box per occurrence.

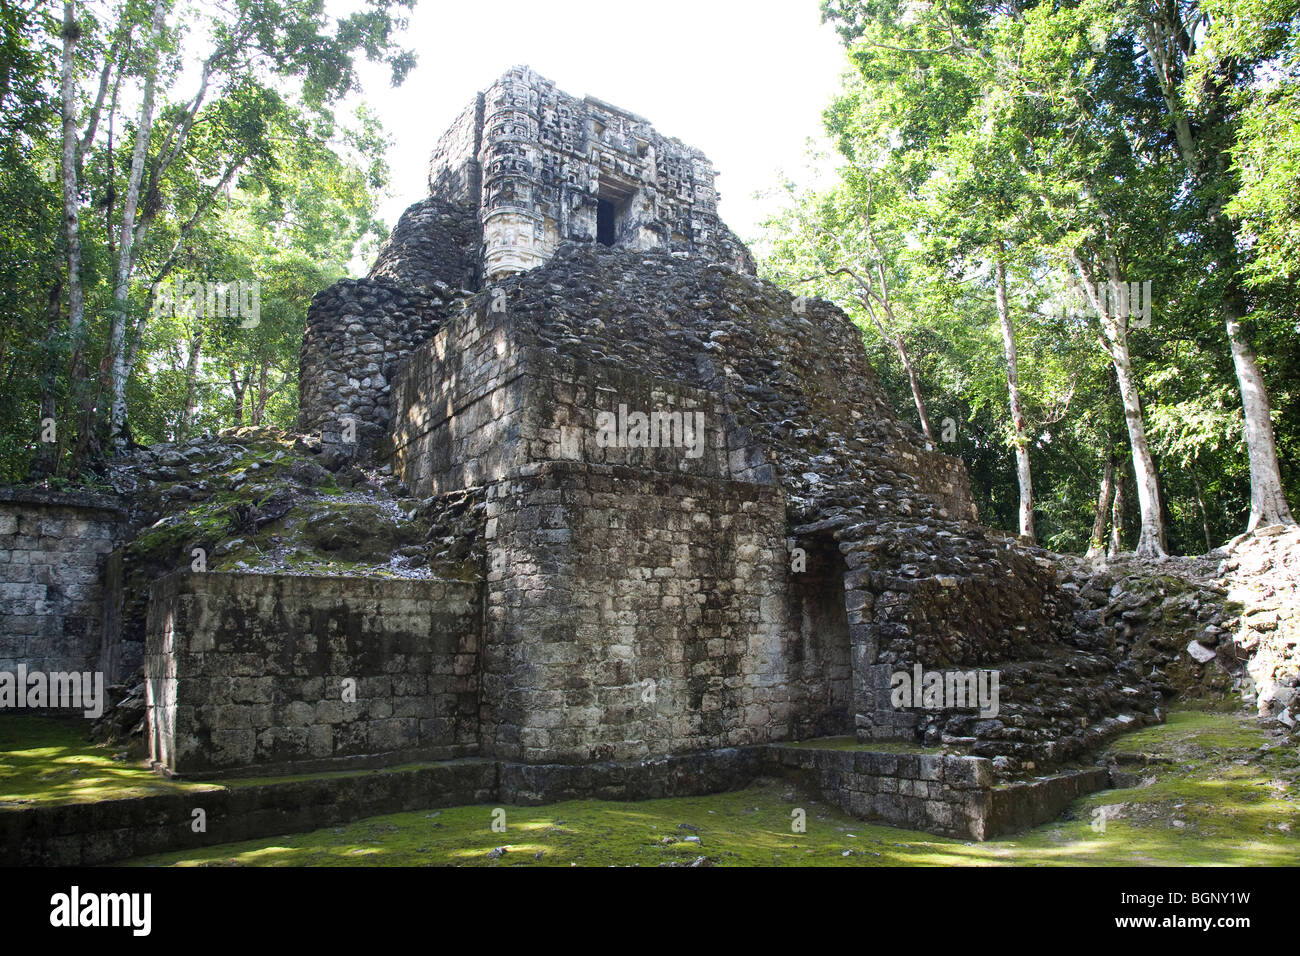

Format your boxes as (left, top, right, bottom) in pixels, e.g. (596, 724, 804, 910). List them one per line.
(368, 197, 479, 294)
(383, 244, 1157, 768)
(841, 527, 1156, 764)
(428, 243, 965, 520)
(145, 571, 481, 775)
(297, 278, 449, 446)
(299, 66, 759, 450)
(159, 71, 1166, 785)
(0, 488, 124, 677)
(1067, 524, 1300, 727)
(389, 306, 746, 497)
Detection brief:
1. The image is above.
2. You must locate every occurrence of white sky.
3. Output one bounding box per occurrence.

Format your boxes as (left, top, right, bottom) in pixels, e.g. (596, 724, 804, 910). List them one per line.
(340, 0, 850, 256)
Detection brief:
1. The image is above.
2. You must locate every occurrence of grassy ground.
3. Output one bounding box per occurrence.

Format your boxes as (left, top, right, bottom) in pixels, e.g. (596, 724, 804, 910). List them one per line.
(0, 717, 215, 806)
(112, 710, 1297, 867)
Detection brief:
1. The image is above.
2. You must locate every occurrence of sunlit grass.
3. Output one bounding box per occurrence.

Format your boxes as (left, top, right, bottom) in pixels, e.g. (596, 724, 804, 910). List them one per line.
(5, 710, 1292, 864)
(0, 716, 214, 806)
(126, 710, 1299, 867)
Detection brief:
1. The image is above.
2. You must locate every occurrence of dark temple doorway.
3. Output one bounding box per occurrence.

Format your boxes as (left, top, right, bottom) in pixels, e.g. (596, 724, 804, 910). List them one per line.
(786, 533, 854, 737)
(596, 199, 616, 246)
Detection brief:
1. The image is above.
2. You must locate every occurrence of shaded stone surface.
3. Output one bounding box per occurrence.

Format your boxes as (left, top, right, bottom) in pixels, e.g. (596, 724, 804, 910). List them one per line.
(145, 571, 480, 775)
(0, 487, 125, 679)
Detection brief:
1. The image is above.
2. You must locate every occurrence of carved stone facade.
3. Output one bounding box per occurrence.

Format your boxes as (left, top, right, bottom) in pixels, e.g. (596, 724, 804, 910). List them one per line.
(425, 65, 755, 280)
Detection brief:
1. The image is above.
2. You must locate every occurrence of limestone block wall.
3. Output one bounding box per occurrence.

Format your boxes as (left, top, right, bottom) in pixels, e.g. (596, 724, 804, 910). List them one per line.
(0, 488, 124, 677)
(479, 461, 842, 763)
(529, 356, 731, 477)
(145, 571, 481, 776)
(771, 746, 1111, 840)
(453, 246, 964, 517)
(772, 745, 996, 839)
(389, 302, 759, 497)
(880, 438, 979, 523)
(427, 95, 483, 209)
(388, 305, 530, 494)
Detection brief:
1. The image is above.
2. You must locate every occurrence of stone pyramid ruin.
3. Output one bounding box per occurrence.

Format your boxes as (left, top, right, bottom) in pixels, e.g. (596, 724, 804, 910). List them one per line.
(4, 67, 1174, 851)
(278, 65, 1160, 773)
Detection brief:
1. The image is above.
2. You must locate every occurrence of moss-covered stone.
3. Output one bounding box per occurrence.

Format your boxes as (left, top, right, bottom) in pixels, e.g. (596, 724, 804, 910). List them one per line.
(116, 710, 1297, 866)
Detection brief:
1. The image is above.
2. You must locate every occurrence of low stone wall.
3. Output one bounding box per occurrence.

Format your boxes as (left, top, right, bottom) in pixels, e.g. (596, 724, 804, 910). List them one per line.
(0, 758, 496, 866)
(769, 744, 1112, 841)
(145, 571, 481, 776)
(0, 488, 124, 678)
(3, 741, 1117, 864)
(2, 748, 768, 866)
(497, 747, 764, 804)
(770, 745, 996, 839)
(880, 437, 978, 523)
(985, 768, 1111, 837)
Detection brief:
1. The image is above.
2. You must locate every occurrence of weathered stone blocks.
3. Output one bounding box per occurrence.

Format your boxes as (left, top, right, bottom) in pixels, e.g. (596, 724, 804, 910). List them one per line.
(144, 571, 481, 776)
(0, 488, 124, 677)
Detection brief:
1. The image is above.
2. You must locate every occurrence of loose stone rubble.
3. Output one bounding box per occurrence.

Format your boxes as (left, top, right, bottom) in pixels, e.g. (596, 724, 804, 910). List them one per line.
(1065, 525, 1300, 730)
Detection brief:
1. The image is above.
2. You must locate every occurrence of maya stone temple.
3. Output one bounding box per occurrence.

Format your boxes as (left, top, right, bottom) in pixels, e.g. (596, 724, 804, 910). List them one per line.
(15, 67, 1293, 862)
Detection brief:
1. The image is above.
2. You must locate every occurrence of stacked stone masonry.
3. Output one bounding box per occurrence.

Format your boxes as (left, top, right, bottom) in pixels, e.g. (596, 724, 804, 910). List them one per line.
(146, 571, 480, 775)
(0, 488, 124, 679)
(132, 68, 1168, 833)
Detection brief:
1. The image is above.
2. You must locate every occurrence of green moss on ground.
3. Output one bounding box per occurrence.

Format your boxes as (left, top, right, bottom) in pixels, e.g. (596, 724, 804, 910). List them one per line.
(123, 710, 1297, 867)
(0, 717, 214, 806)
(0, 715, 484, 803)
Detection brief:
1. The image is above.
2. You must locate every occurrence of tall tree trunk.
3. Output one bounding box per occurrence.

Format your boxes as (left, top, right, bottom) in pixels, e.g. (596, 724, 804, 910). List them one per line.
(178, 323, 203, 437)
(251, 362, 269, 426)
(1190, 459, 1213, 552)
(60, 1, 96, 477)
(852, 286, 933, 444)
(892, 331, 934, 446)
(30, 281, 65, 480)
(1109, 470, 1126, 558)
(230, 369, 246, 426)
(59, 2, 85, 386)
(1139, 3, 1296, 532)
(995, 258, 1034, 542)
(1109, 345, 1165, 556)
(1225, 312, 1295, 529)
(1074, 254, 1167, 557)
(818, 266, 935, 445)
(108, 0, 168, 452)
(1086, 455, 1116, 559)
